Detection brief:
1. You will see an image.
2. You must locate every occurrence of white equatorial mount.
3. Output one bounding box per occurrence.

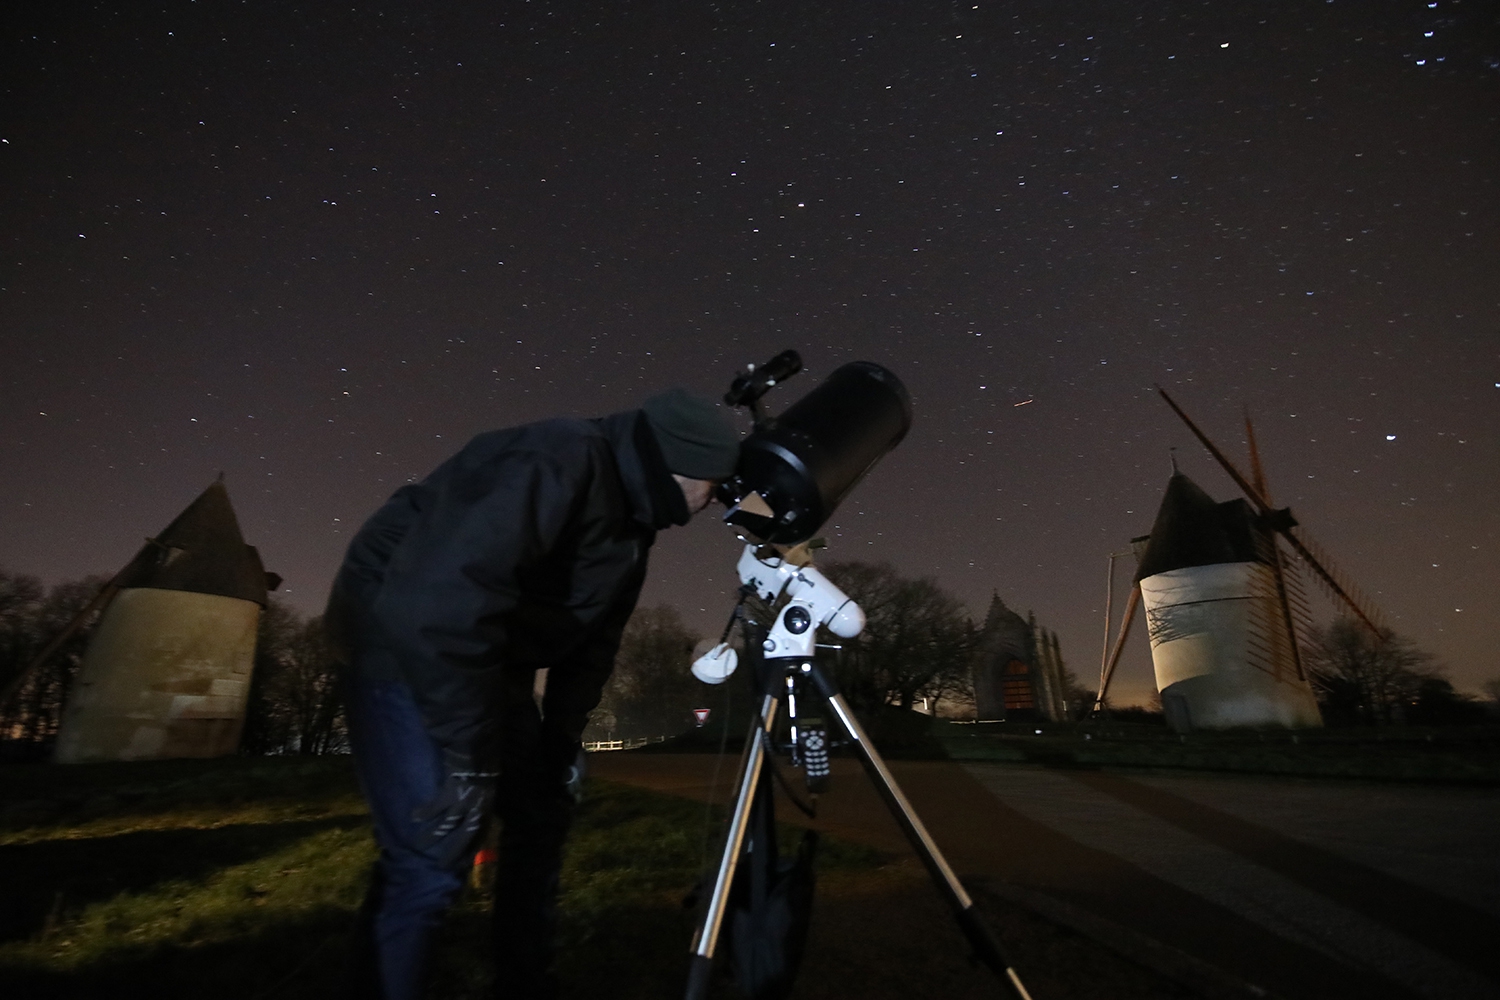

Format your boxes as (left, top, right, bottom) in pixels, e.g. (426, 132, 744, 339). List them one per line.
(691, 543, 865, 684)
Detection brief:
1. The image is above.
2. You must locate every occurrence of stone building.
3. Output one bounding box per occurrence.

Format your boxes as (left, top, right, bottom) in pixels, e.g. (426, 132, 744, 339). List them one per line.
(971, 594, 1069, 722)
(54, 479, 278, 762)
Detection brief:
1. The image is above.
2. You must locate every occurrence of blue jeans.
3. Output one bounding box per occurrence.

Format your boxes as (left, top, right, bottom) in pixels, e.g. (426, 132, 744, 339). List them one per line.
(345, 663, 583, 1000)
(345, 670, 473, 1000)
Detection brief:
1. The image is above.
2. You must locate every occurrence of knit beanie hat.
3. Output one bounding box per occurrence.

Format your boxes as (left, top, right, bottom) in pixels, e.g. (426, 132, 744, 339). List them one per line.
(642, 388, 741, 480)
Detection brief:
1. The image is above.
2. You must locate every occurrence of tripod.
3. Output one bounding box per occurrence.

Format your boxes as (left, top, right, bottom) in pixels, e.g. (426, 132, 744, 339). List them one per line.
(684, 546, 1034, 1000)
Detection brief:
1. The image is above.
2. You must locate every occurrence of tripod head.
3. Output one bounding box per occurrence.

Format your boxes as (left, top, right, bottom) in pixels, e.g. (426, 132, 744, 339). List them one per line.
(691, 542, 865, 684)
(737, 543, 864, 650)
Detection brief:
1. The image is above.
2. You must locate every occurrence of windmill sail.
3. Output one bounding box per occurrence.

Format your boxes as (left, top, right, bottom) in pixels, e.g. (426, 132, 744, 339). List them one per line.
(1280, 525, 1385, 635)
(1157, 387, 1385, 638)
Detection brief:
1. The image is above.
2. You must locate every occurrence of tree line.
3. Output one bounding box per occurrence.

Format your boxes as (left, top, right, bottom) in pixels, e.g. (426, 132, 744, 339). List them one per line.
(5, 563, 1497, 760)
(240, 599, 346, 756)
(588, 560, 1094, 743)
(1304, 618, 1495, 726)
(574, 580, 1500, 734)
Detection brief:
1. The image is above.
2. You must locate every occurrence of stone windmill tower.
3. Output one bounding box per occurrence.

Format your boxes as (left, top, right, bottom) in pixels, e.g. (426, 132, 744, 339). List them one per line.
(52, 479, 278, 762)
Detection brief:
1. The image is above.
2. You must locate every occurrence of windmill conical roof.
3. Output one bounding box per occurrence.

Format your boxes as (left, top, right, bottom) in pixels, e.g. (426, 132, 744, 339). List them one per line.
(1134, 473, 1263, 582)
(117, 480, 271, 605)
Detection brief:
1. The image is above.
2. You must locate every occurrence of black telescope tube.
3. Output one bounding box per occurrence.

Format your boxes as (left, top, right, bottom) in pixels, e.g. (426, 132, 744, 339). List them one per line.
(721, 361, 912, 544)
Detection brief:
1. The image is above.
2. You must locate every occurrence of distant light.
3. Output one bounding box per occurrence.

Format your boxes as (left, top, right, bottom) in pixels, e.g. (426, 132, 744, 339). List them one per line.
(1220, 42, 1229, 48)
(1386, 434, 1397, 441)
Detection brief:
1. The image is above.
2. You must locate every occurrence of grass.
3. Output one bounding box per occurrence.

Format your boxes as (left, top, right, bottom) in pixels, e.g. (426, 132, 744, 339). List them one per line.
(0, 754, 1199, 999)
(431, 771, 891, 1000)
(0, 756, 884, 1000)
(0, 757, 371, 1000)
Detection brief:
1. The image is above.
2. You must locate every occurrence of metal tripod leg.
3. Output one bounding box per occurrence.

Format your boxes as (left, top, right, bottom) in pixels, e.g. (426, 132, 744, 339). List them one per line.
(822, 691, 1035, 1000)
(685, 693, 779, 1000)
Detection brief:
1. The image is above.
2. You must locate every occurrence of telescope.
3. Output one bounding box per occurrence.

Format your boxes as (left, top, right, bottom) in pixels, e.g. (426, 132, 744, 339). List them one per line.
(717, 354, 913, 544)
(685, 352, 1033, 1000)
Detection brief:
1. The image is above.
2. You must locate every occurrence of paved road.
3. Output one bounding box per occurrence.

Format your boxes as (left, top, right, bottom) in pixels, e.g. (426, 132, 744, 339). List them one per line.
(589, 753, 1500, 1000)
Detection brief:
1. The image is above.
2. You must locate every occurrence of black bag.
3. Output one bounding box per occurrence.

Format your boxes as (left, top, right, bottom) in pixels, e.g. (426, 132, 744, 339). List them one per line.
(726, 769, 818, 1000)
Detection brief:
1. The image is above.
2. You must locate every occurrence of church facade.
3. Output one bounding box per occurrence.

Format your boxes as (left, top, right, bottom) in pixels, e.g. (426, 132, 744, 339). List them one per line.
(971, 595, 1070, 722)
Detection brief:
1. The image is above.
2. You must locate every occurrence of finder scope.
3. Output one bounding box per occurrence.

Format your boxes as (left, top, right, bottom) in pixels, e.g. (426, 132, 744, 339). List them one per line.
(724, 349, 803, 409)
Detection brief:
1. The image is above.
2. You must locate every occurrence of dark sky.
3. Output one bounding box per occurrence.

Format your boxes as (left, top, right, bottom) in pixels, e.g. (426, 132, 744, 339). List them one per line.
(3, 1, 1496, 704)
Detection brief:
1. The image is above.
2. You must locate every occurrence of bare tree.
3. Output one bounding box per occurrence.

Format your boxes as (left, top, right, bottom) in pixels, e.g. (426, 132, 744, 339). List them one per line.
(242, 598, 346, 754)
(0, 572, 109, 754)
(279, 616, 346, 754)
(1476, 677, 1500, 722)
(1061, 665, 1095, 721)
(0, 571, 47, 748)
(587, 604, 703, 741)
(1304, 618, 1438, 725)
(0, 571, 46, 692)
(820, 561, 976, 714)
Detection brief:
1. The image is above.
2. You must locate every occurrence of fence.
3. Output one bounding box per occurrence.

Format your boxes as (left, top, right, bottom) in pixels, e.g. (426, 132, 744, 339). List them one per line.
(583, 735, 669, 752)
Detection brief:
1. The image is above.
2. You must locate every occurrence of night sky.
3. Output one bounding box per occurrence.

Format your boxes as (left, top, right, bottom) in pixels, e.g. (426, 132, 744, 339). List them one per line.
(4, 1, 1497, 704)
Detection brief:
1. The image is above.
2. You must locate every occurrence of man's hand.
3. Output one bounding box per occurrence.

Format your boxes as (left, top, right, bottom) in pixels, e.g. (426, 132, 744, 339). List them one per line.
(411, 749, 498, 866)
(563, 748, 587, 806)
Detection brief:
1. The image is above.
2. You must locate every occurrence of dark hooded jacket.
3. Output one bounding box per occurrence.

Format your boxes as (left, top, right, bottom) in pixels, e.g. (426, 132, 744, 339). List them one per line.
(327, 410, 689, 761)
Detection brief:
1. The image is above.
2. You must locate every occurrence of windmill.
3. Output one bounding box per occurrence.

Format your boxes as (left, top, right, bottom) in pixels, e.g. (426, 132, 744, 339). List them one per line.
(1092, 389, 1386, 731)
(1, 479, 281, 762)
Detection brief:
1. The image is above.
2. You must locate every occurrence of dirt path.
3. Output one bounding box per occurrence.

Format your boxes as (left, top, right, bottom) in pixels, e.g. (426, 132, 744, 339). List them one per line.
(590, 752, 1500, 1000)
